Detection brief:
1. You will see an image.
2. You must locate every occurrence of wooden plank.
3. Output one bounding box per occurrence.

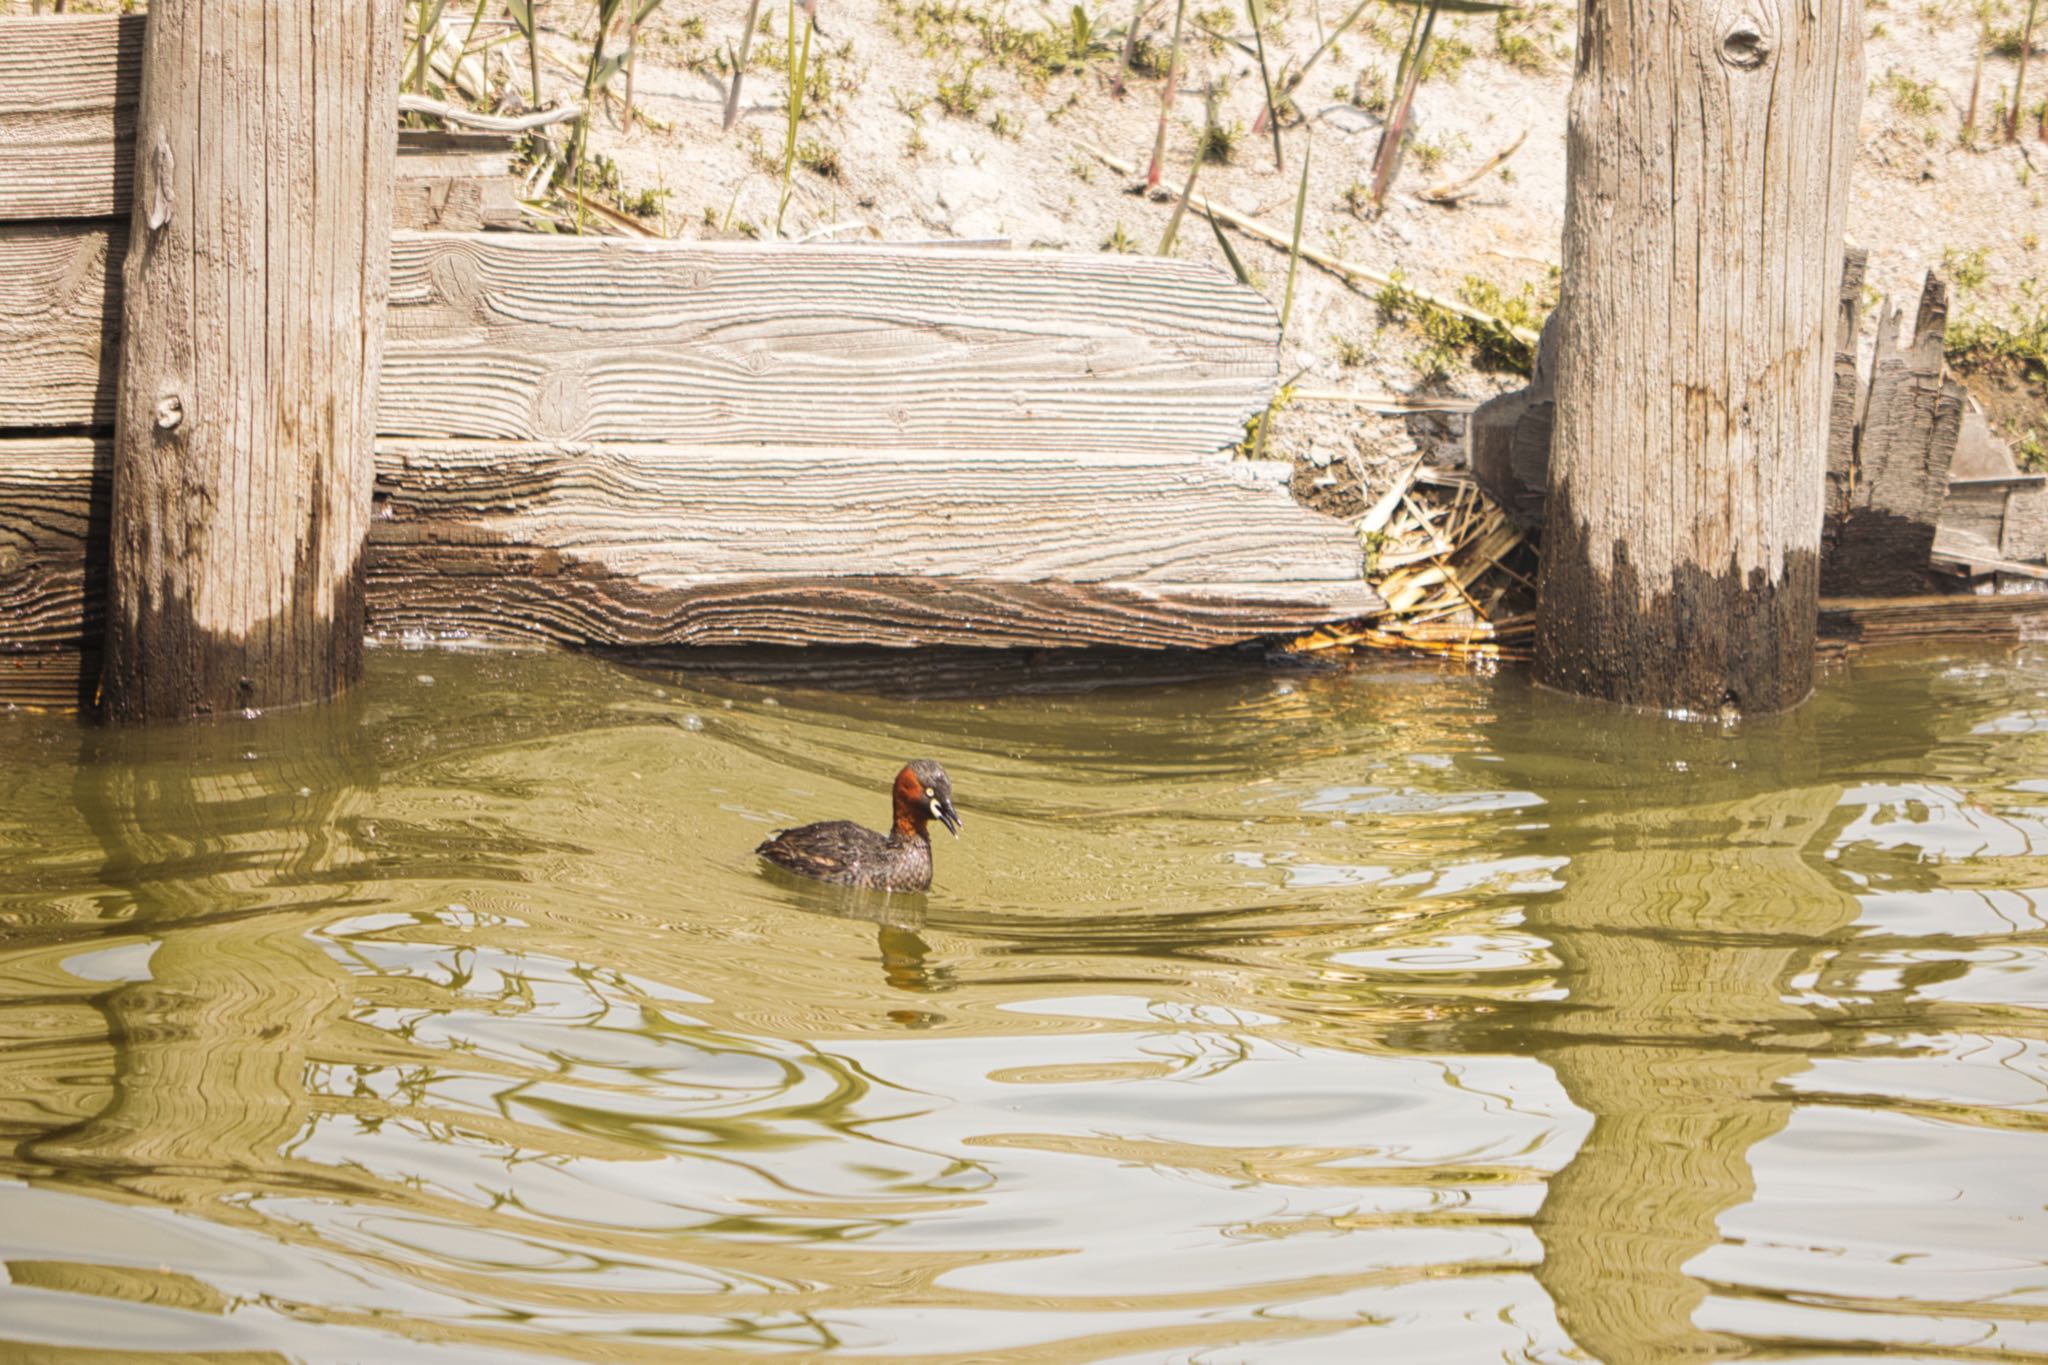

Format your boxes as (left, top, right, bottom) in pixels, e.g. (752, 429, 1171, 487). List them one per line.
(0, 14, 142, 221)
(1823, 246, 1868, 531)
(370, 441, 1380, 648)
(380, 234, 1280, 453)
(0, 222, 123, 429)
(0, 24, 513, 228)
(2, 229, 1281, 452)
(392, 129, 523, 233)
(1819, 592, 2048, 647)
(1, 437, 1381, 704)
(1823, 273, 1967, 596)
(0, 437, 105, 709)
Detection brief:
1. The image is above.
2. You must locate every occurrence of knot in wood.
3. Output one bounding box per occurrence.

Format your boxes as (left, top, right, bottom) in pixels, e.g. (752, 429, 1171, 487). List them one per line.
(1718, 13, 1772, 68)
(533, 368, 590, 439)
(153, 393, 184, 433)
(147, 140, 175, 232)
(426, 247, 486, 316)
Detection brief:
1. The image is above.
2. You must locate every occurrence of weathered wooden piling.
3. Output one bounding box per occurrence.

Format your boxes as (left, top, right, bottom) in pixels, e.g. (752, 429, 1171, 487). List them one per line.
(103, 1, 399, 721)
(1535, 1, 1863, 715)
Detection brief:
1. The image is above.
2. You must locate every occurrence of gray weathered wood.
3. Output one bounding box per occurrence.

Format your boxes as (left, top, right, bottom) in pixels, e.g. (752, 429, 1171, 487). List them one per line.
(1823, 245, 1869, 538)
(0, 14, 142, 221)
(1535, 0, 1863, 714)
(1468, 313, 1555, 530)
(1822, 273, 1968, 597)
(370, 441, 1379, 649)
(2, 437, 1382, 705)
(1818, 591, 2048, 649)
(392, 129, 523, 232)
(105, 0, 400, 721)
(0, 435, 104, 646)
(0, 15, 512, 229)
(1, 227, 1279, 454)
(0, 222, 122, 429)
(381, 234, 1279, 454)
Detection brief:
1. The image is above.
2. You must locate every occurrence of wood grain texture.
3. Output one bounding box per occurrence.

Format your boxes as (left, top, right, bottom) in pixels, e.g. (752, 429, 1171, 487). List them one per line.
(1817, 591, 2048, 647)
(0, 14, 142, 221)
(1822, 273, 1967, 596)
(2, 437, 1380, 705)
(1823, 246, 1869, 533)
(0, 16, 495, 225)
(391, 130, 523, 232)
(104, 0, 400, 721)
(0, 436, 104, 646)
(0, 222, 123, 429)
(371, 440, 1381, 649)
(381, 233, 1280, 453)
(4, 228, 1282, 453)
(1535, 0, 1863, 713)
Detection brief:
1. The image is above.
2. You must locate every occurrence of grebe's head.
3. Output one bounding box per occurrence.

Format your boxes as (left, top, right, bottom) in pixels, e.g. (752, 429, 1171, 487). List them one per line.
(896, 760, 961, 837)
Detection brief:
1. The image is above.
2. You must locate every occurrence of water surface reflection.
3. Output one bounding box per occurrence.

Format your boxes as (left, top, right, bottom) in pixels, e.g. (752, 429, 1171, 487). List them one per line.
(2, 647, 2045, 1359)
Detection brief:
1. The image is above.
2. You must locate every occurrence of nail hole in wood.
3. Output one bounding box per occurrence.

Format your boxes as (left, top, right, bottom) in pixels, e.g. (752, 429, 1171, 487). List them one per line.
(1720, 20, 1769, 68)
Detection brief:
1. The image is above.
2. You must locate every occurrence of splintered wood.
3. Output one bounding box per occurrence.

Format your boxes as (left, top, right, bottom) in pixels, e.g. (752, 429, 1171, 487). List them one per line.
(1290, 463, 1535, 662)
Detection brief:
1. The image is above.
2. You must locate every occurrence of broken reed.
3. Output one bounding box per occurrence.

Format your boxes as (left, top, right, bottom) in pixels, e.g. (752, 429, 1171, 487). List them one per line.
(1245, 0, 1286, 168)
(724, 0, 767, 130)
(2015, 0, 2040, 144)
(1146, 0, 1188, 190)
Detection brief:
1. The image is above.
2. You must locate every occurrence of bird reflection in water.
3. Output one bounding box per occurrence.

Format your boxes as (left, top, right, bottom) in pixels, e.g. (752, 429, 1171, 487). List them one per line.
(767, 876, 957, 1027)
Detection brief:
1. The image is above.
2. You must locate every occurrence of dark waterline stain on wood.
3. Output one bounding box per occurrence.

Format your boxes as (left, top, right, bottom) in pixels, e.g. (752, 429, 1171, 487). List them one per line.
(1536, 484, 1820, 717)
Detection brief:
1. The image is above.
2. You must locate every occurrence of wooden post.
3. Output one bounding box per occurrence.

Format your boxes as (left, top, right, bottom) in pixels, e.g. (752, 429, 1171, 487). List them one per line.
(104, 1, 399, 721)
(1534, 1, 1863, 715)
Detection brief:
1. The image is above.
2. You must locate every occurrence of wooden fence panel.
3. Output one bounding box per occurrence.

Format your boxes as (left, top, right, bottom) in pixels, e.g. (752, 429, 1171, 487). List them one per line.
(0, 223, 122, 429)
(1, 229, 1279, 457)
(0, 15, 141, 222)
(0, 437, 1384, 704)
(380, 235, 1280, 454)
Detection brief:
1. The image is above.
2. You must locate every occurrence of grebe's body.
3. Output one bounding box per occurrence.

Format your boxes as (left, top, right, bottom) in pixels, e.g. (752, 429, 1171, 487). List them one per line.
(756, 760, 961, 892)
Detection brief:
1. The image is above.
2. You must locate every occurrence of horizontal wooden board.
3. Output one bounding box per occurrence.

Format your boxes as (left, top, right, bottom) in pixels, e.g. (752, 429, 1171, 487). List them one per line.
(1, 437, 1378, 704)
(0, 222, 122, 428)
(1818, 591, 2048, 647)
(380, 234, 1279, 454)
(374, 442, 1366, 589)
(0, 18, 509, 225)
(0, 14, 141, 221)
(1, 229, 1279, 456)
(369, 441, 1378, 649)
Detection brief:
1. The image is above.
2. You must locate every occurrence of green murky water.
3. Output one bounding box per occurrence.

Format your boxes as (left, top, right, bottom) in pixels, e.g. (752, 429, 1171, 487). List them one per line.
(3, 644, 2047, 1362)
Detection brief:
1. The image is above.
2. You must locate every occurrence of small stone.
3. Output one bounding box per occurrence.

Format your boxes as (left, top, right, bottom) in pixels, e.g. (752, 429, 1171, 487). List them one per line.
(1316, 105, 1381, 135)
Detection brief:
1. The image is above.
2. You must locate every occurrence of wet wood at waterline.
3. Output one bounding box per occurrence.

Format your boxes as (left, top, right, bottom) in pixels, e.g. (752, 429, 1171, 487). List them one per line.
(101, 0, 401, 721)
(0, 436, 1386, 707)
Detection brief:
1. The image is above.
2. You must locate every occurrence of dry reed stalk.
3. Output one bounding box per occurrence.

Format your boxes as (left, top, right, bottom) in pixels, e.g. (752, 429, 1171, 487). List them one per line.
(1079, 142, 1541, 347)
(2014, 0, 2040, 143)
(724, 0, 767, 131)
(1245, 0, 1286, 167)
(1300, 465, 1535, 663)
(1253, 0, 1373, 135)
(1146, 0, 1188, 191)
(1114, 0, 1149, 97)
(1294, 389, 1480, 412)
(1369, 1, 1438, 209)
(1964, 46, 1984, 142)
(1421, 127, 1526, 203)
(1156, 118, 1207, 254)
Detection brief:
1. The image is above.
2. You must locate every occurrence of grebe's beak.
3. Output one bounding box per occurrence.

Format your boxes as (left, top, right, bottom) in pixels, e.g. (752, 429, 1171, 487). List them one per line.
(930, 793, 961, 837)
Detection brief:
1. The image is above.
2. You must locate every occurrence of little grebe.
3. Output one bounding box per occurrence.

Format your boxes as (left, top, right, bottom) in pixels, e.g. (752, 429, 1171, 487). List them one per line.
(756, 760, 961, 892)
